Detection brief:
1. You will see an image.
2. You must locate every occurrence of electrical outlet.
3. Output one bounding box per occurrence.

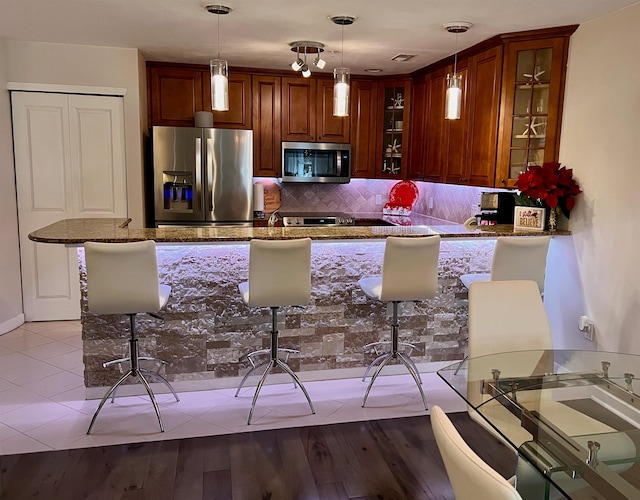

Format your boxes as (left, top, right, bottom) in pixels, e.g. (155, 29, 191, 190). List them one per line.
(578, 315, 594, 341)
(428, 197, 434, 210)
(375, 194, 382, 205)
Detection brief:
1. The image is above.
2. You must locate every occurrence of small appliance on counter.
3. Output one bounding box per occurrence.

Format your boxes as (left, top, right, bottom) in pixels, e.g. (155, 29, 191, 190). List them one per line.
(383, 180, 419, 215)
(477, 191, 516, 225)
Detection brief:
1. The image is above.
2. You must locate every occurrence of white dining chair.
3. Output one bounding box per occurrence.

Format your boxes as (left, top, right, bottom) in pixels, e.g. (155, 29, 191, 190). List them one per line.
(465, 280, 637, 471)
(431, 405, 523, 500)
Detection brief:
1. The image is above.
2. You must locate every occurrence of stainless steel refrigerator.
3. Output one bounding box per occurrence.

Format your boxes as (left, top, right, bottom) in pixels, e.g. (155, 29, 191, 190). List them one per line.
(151, 126, 253, 226)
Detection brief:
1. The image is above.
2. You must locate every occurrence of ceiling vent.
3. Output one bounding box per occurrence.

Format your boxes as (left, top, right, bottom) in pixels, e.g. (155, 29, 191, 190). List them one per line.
(391, 54, 416, 62)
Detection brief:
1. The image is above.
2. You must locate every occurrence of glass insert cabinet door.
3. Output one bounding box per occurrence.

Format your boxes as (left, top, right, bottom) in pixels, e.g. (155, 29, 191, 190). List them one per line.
(496, 37, 568, 187)
(379, 82, 410, 179)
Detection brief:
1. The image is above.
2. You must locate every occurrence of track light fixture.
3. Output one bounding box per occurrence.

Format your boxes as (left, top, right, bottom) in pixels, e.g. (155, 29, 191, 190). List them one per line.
(289, 41, 325, 77)
(443, 22, 472, 120)
(206, 4, 233, 112)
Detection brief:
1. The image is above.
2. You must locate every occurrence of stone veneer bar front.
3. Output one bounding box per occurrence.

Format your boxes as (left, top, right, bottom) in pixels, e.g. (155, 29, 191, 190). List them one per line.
(29, 218, 567, 396)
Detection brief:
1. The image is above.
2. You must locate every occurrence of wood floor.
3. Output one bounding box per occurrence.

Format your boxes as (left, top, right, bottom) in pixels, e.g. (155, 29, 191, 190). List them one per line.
(0, 413, 515, 500)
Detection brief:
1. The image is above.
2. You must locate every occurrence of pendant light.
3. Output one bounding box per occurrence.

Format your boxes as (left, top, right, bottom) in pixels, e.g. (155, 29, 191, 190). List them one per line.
(443, 22, 472, 120)
(206, 5, 232, 111)
(331, 16, 356, 117)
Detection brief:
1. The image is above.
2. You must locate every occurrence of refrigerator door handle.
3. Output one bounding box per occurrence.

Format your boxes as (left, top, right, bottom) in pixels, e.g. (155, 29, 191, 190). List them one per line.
(206, 136, 214, 212)
(195, 137, 202, 212)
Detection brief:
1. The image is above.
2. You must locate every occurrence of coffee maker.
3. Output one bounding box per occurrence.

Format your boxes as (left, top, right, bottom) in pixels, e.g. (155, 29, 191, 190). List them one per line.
(477, 191, 516, 225)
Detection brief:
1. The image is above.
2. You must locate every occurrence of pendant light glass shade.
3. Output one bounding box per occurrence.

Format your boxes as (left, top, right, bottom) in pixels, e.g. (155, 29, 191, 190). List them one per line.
(210, 59, 229, 111)
(333, 67, 350, 117)
(445, 73, 462, 120)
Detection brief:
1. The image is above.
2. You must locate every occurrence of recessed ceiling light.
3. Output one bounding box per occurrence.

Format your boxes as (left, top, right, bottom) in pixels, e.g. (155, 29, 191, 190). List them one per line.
(391, 54, 416, 62)
(364, 68, 384, 73)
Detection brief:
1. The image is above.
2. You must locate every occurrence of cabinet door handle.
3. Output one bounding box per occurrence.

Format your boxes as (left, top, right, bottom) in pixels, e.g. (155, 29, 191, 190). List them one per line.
(501, 179, 506, 184)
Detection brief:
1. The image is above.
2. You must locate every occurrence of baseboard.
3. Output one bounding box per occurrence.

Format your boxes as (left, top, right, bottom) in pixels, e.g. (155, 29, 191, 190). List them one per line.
(84, 359, 457, 399)
(0, 313, 25, 335)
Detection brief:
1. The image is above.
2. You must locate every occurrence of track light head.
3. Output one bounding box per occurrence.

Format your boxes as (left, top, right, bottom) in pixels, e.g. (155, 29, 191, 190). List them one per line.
(301, 65, 311, 78)
(292, 58, 303, 71)
(313, 53, 326, 69)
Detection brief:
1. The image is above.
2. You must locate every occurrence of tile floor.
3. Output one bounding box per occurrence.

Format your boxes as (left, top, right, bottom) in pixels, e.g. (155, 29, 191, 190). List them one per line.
(0, 321, 466, 456)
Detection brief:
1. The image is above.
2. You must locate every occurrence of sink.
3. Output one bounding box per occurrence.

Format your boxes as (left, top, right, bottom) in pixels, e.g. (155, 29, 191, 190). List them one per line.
(354, 218, 396, 227)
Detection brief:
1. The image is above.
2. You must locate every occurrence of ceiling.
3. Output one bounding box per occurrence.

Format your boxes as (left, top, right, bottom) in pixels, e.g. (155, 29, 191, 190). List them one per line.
(1, 0, 638, 75)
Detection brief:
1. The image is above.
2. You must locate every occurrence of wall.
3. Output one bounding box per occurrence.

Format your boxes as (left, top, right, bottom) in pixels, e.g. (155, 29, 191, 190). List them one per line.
(559, 2, 640, 353)
(6, 41, 146, 228)
(274, 178, 486, 224)
(0, 39, 24, 334)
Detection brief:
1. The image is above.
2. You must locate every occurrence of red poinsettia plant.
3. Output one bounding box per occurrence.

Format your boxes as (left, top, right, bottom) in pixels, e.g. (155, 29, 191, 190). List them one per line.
(515, 162, 582, 218)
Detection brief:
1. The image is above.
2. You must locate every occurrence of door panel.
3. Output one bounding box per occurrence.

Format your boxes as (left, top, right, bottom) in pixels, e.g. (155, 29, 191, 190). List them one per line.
(12, 91, 127, 321)
(69, 95, 127, 215)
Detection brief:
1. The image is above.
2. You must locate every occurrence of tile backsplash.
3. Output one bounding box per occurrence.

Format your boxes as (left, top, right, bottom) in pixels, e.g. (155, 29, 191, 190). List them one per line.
(263, 178, 498, 224)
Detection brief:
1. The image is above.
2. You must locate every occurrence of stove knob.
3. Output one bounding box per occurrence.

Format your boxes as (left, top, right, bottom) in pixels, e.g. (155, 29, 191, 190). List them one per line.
(295, 218, 301, 225)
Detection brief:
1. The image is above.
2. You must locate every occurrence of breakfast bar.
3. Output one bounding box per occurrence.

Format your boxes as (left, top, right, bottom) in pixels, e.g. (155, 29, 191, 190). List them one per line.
(29, 217, 568, 397)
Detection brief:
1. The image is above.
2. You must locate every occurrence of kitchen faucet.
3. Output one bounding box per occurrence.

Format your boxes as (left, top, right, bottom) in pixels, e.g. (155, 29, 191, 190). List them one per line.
(268, 209, 280, 227)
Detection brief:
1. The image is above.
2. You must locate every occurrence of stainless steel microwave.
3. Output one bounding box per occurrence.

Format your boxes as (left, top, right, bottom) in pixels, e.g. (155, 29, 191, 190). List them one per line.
(281, 142, 351, 183)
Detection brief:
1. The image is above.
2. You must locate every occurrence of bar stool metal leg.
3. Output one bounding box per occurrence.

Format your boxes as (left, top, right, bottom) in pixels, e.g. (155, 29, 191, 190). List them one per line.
(87, 314, 175, 434)
(361, 301, 428, 410)
(244, 307, 315, 425)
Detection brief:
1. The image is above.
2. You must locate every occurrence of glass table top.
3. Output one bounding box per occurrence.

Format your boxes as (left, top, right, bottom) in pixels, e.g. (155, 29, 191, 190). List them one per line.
(438, 349, 640, 500)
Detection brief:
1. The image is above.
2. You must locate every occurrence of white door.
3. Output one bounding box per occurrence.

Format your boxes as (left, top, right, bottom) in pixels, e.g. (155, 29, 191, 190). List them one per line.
(12, 92, 127, 321)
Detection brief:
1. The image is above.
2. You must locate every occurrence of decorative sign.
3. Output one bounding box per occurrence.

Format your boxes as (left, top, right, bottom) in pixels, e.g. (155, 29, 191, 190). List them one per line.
(514, 206, 545, 232)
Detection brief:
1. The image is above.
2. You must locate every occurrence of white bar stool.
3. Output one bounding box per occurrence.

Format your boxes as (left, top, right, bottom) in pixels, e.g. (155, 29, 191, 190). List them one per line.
(236, 238, 315, 424)
(84, 240, 179, 434)
(358, 235, 441, 409)
(459, 236, 551, 294)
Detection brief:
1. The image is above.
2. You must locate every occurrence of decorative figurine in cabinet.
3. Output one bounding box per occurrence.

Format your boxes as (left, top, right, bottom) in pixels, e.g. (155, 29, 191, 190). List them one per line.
(380, 84, 408, 179)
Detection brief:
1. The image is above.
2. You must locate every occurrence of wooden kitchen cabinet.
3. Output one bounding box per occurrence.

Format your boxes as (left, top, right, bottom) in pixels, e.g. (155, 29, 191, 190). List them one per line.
(281, 77, 349, 143)
(377, 79, 411, 179)
(442, 60, 470, 185)
(408, 73, 428, 181)
(466, 45, 503, 187)
(421, 67, 448, 183)
(203, 71, 252, 129)
(417, 48, 500, 188)
(495, 32, 573, 187)
(252, 75, 282, 177)
(148, 66, 203, 127)
(350, 79, 379, 178)
(147, 63, 251, 128)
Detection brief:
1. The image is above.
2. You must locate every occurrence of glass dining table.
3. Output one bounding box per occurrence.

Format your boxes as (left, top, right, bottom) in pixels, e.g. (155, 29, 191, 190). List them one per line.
(437, 349, 640, 500)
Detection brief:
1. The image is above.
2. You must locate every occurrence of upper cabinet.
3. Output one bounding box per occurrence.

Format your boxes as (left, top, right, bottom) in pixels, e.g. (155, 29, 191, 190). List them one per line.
(281, 77, 350, 143)
(378, 80, 411, 179)
(147, 63, 251, 129)
(411, 26, 575, 188)
(148, 66, 204, 127)
(252, 75, 282, 177)
(495, 33, 573, 187)
(350, 79, 379, 178)
(203, 72, 252, 129)
(464, 45, 503, 187)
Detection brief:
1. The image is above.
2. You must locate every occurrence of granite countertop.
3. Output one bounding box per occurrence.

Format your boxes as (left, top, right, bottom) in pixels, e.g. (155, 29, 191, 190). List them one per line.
(28, 217, 569, 245)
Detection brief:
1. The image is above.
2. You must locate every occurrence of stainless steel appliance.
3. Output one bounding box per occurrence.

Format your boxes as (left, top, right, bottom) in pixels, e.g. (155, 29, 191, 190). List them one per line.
(281, 142, 351, 183)
(281, 212, 355, 227)
(477, 191, 516, 225)
(152, 126, 253, 226)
